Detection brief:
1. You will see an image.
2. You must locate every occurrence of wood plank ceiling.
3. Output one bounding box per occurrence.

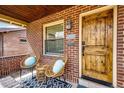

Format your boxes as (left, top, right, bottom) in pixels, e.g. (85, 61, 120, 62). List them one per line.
(0, 5, 72, 23)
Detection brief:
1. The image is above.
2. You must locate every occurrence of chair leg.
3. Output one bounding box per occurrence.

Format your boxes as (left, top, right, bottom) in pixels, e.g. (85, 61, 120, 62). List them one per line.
(59, 76, 61, 80)
(45, 76, 47, 84)
(63, 75, 66, 81)
(20, 69, 22, 86)
(20, 69, 22, 80)
(32, 67, 33, 79)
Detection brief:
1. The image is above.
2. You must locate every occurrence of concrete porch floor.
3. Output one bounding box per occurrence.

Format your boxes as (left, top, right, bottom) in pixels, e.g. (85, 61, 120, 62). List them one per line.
(1, 69, 113, 88)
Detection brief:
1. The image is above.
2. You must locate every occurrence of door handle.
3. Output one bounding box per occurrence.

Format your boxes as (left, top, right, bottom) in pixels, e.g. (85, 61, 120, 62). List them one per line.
(82, 41, 85, 56)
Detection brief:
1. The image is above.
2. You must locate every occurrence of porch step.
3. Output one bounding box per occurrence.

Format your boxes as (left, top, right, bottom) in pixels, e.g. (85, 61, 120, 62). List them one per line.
(79, 78, 112, 88)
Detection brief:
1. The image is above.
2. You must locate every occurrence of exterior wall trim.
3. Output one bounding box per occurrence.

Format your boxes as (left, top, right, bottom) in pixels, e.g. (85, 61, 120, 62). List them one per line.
(43, 19, 64, 56)
(0, 14, 28, 26)
(79, 5, 117, 87)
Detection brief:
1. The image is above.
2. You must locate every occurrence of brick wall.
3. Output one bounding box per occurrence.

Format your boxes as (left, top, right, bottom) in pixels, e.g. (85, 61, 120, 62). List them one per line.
(27, 5, 103, 83)
(3, 30, 33, 56)
(27, 5, 124, 87)
(0, 55, 27, 77)
(117, 5, 124, 88)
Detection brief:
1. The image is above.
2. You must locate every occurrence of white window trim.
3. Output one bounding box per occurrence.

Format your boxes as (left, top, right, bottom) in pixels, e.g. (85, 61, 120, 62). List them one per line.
(43, 19, 64, 56)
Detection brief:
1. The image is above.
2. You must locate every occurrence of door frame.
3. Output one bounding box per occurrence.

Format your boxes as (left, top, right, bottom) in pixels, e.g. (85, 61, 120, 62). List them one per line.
(79, 5, 117, 87)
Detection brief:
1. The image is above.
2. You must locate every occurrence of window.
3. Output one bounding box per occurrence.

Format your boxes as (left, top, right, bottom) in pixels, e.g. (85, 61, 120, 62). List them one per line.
(19, 37, 27, 43)
(20, 39, 27, 42)
(43, 20, 64, 55)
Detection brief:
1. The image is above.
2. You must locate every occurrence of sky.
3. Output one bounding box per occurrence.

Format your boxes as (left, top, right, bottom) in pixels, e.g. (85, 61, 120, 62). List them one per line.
(0, 21, 24, 28)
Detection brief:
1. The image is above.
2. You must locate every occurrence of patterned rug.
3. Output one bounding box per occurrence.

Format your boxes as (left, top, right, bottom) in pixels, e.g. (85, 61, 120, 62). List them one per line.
(20, 76, 72, 88)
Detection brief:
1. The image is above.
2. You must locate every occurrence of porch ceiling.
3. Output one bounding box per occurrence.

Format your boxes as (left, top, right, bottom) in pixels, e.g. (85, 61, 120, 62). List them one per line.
(0, 5, 72, 23)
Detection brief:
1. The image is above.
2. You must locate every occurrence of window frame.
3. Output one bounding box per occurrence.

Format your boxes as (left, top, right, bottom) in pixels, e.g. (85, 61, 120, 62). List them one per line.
(43, 20, 64, 56)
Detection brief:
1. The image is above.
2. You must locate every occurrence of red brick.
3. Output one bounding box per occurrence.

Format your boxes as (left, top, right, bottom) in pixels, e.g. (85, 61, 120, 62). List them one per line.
(26, 5, 124, 87)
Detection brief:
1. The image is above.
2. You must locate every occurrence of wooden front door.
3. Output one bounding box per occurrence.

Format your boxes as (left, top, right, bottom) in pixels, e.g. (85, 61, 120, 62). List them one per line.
(82, 9, 113, 83)
(0, 33, 3, 56)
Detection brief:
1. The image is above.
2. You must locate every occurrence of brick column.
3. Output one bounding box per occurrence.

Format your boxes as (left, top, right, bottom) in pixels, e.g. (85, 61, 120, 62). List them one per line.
(117, 5, 124, 87)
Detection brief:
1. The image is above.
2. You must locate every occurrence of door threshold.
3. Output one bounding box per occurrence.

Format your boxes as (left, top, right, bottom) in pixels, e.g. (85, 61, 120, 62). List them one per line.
(79, 78, 114, 88)
(81, 75, 113, 87)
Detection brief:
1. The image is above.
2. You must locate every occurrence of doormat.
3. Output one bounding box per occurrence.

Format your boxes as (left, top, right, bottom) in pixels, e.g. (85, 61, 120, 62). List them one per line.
(20, 76, 72, 88)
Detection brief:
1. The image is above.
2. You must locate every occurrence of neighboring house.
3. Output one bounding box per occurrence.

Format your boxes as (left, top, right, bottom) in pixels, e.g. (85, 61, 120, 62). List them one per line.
(0, 28, 32, 57)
